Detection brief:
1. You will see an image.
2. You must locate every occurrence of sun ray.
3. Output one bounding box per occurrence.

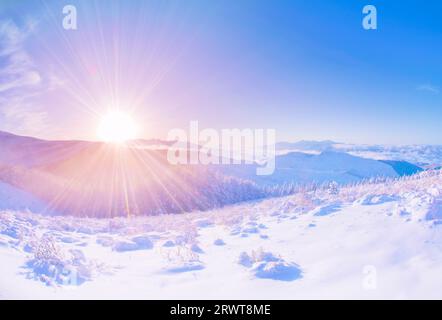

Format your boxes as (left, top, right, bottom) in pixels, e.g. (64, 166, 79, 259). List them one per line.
(97, 111, 138, 143)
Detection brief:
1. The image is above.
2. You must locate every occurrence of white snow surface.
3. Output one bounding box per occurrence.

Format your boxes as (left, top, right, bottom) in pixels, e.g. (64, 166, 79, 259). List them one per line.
(0, 182, 47, 212)
(2, 171, 442, 299)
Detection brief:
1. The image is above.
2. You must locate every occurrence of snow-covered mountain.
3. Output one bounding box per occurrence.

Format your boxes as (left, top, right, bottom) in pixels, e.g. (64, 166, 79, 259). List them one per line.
(2, 170, 442, 299)
(0, 131, 425, 217)
(1, 130, 442, 299)
(0, 131, 266, 217)
(0, 131, 90, 168)
(213, 151, 420, 186)
(276, 139, 442, 168)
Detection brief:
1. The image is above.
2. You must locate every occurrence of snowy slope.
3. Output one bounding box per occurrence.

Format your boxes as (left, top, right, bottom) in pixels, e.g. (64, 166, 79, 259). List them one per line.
(216, 151, 399, 186)
(0, 131, 90, 168)
(0, 130, 412, 217)
(0, 132, 267, 217)
(276, 140, 442, 167)
(379, 160, 423, 176)
(0, 181, 47, 212)
(1, 170, 442, 299)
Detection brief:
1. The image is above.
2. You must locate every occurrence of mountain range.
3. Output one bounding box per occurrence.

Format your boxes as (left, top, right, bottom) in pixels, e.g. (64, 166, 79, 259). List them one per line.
(0, 131, 425, 217)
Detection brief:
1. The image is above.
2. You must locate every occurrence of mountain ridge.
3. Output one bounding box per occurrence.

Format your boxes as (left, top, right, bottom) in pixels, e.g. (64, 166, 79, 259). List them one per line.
(0, 130, 425, 217)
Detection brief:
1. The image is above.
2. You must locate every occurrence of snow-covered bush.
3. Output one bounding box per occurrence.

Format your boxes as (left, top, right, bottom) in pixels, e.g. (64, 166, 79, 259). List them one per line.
(327, 181, 339, 195)
(25, 236, 96, 286)
(238, 249, 302, 281)
(162, 244, 204, 273)
(426, 199, 442, 222)
(32, 236, 64, 262)
(112, 235, 153, 252)
(213, 239, 225, 246)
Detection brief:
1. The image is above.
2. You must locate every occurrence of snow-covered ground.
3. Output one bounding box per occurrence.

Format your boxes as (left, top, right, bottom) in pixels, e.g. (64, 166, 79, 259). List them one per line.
(0, 182, 47, 212)
(2, 171, 442, 299)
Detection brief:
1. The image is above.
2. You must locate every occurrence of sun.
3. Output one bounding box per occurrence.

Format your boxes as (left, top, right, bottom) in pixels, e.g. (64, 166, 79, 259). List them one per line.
(97, 111, 138, 144)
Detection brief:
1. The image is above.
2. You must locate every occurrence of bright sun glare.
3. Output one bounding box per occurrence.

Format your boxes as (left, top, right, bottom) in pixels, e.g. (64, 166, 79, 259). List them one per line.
(97, 111, 138, 143)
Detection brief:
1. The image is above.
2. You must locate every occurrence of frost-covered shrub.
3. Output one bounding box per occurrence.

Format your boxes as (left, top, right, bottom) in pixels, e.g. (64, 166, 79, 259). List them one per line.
(163, 240, 175, 247)
(426, 199, 442, 222)
(132, 236, 154, 249)
(253, 260, 302, 281)
(112, 235, 154, 252)
(33, 236, 64, 262)
(112, 241, 140, 252)
(238, 251, 253, 268)
(190, 243, 204, 254)
(213, 239, 225, 246)
(162, 244, 204, 273)
(327, 181, 339, 195)
(25, 236, 95, 286)
(238, 249, 302, 282)
(96, 236, 114, 247)
(174, 224, 199, 246)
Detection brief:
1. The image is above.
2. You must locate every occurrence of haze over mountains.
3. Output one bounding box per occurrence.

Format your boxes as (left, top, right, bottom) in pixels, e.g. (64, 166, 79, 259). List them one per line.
(275, 140, 442, 168)
(0, 131, 428, 217)
(213, 151, 414, 187)
(0, 131, 266, 217)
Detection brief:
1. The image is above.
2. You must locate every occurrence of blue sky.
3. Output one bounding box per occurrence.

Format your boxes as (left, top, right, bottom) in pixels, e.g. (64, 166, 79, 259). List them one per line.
(0, 0, 442, 144)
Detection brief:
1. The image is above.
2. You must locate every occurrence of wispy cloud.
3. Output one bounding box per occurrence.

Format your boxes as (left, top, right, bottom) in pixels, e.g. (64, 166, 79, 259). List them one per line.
(0, 20, 41, 91)
(0, 96, 48, 134)
(0, 19, 49, 135)
(417, 84, 440, 94)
